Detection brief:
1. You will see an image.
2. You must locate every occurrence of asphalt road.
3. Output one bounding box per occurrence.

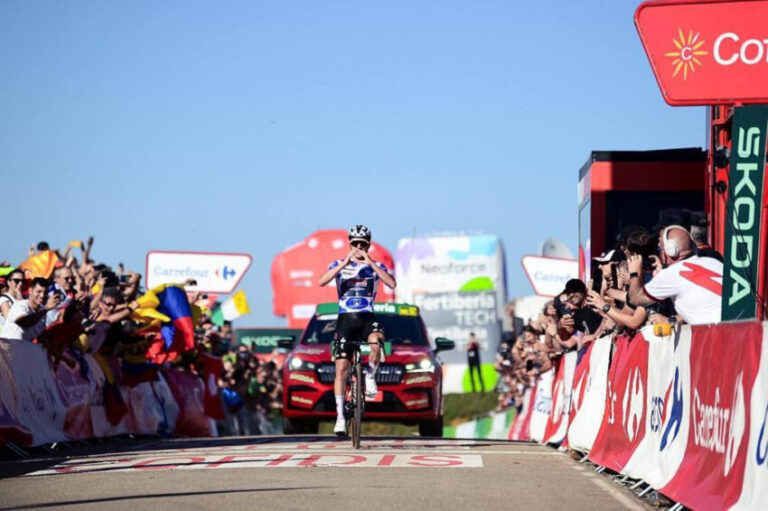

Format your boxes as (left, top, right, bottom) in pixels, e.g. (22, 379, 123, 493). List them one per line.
(0, 436, 649, 510)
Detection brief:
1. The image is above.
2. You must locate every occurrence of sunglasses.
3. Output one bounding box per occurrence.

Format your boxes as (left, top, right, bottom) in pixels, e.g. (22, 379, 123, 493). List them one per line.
(351, 241, 369, 249)
(9, 279, 24, 284)
(101, 301, 117, 307)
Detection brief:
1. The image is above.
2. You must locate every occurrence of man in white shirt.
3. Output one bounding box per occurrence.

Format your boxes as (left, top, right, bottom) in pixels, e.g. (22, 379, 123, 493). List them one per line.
(628, 225, 722, 325)
(0, 278, 61, 341)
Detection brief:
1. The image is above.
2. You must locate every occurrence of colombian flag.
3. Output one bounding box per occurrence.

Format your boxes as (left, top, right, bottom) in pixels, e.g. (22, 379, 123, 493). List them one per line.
(137, 284, 195, 362)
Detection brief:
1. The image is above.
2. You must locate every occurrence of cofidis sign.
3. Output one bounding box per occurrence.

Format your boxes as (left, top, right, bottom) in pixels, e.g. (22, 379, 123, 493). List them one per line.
(635, 0, 768, 106)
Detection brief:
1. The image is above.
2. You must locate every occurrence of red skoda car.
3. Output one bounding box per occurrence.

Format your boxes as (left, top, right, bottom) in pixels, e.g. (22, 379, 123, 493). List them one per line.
(281, 302, 454, 437)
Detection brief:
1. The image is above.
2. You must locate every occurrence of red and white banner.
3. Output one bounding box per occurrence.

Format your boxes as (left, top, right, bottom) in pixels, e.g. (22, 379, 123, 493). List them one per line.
(508, 321, 768, 510)
(589, 334, 649, 472)
(567, 336, 612, 452)
(660, 322, 761, 509)
(622, 326, 691, 488)
(529, 369, 554, 443)
(508, 387, 535, 442)
(543, 351, 577, 445)
(0, 341, 218, 447)
(734, 323, 768, 509)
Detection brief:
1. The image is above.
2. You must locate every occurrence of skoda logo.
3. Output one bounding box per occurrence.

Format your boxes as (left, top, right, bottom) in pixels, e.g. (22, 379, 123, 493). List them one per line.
(661, 368, 684, 451)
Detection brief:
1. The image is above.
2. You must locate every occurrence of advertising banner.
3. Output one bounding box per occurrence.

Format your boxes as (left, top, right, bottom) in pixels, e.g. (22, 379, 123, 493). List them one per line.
(52, 357, 97, 440)
(509, 386, 536, 442)
(660, 322, 761, 509)
(146, 251, 252, 294)
(396, 235, 506, 392)
(521, 255, 578, 297)
(635, 0, 768, 105)
(589, 334, 649, 472)
(543, 351, 577, 445)
(722, 106, 768, 321)
(734, 322, 768, 509)
(235, 328, 302, 353)
(271, 230, 395, 328)
(567, 336, 612, 452)
(622, 326, 692, 488)
(163, 369, 213, 438)
(0, 340, 67, 446)
(529, 369, 555, 443)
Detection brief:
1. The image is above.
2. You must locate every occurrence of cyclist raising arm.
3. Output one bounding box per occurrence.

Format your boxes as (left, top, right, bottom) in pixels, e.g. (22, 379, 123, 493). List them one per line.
(318, 225, 396, 435)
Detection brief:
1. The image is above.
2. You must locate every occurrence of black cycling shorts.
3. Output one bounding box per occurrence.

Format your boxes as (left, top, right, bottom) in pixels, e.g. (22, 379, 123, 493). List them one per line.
(333, 312, 384, 359)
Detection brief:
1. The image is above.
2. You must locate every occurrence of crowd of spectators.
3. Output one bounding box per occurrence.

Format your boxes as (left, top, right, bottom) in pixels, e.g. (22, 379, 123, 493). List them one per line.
(495, 209, 724, 411)
(0, 239, 283, 436)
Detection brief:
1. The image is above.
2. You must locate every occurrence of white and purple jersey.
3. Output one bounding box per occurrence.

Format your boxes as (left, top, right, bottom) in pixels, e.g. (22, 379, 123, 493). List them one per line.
(328, 259, 390, 313)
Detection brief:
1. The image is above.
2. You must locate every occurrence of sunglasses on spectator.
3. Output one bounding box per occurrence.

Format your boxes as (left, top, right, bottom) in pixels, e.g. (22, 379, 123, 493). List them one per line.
(101, 300, 117, 308)
(9, 279, 24, 284)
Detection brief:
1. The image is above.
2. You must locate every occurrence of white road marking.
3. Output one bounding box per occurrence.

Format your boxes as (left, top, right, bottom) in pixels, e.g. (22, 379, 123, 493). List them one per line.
(26, 454, 484, 475)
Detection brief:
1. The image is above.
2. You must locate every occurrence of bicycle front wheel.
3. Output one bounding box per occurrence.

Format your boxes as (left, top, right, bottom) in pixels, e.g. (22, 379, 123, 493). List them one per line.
(352, 362, 363, 449)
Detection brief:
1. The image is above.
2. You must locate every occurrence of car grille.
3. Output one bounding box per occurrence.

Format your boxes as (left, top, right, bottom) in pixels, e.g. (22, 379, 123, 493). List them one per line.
(315, 363, 404, 385)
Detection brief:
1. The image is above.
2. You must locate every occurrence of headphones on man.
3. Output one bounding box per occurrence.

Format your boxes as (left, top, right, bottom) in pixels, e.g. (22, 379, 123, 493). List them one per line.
(661, 225, 691, 259)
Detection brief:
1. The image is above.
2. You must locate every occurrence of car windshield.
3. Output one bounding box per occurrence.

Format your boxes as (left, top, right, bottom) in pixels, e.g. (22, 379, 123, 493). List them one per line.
(302, 314, 428, 346)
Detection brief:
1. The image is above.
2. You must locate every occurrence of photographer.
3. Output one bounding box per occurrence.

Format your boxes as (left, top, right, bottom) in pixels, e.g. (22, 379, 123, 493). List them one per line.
(554, 279, 603, 347)
(628, 225, 723, 325)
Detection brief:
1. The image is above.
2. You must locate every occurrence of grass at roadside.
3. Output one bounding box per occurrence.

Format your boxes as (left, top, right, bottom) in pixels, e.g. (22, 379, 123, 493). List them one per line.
(443, 392, 499, 426)
(314, 392, 499, 435)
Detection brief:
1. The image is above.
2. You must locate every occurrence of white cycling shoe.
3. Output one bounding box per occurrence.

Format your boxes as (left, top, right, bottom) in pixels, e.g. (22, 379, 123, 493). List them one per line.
(365, 371, 378, 398)
(333, 416, 346, 436)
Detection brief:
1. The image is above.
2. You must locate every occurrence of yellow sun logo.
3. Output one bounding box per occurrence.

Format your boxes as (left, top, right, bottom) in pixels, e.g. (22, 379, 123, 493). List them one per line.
(665, 28, 708, 80)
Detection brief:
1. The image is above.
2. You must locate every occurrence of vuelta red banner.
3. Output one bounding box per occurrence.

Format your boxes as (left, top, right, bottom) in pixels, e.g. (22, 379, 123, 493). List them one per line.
(660, 322, 762, 509)
(635, 0, 768, 105)
(589, 334, 649, 472)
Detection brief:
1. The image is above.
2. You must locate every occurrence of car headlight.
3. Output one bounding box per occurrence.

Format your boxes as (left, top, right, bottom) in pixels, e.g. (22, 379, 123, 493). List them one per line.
(288, 356, 316, 371)
(405, 359, 435, 373)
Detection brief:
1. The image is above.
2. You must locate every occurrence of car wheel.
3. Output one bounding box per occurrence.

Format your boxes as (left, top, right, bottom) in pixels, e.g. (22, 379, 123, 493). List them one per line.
(418, 416, 444, 437)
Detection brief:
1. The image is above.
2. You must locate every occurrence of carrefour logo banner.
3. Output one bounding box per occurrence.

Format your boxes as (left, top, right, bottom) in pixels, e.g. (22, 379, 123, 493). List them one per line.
(146, 251, 252, 294)
(635, 0, 768, 105)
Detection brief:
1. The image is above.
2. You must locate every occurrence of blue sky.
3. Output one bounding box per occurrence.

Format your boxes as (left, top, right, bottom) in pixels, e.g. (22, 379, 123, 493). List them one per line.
(0, 1, 706, 325)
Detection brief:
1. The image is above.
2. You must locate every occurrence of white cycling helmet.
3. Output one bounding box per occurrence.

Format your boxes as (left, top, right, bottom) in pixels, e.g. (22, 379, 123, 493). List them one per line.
(348, 224, 372, 243)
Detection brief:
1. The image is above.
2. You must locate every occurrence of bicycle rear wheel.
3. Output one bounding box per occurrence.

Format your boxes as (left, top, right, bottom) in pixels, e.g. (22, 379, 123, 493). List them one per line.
(352, 361, 363, 449)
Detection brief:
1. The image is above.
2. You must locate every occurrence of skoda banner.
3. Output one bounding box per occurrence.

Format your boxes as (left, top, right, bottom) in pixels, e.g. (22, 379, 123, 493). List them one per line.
(722, 106, 768, 321)
(395, 235, 506, 393)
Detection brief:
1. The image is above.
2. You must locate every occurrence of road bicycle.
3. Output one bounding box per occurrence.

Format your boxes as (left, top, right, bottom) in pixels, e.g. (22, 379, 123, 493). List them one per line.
(341, 339, 368, 449)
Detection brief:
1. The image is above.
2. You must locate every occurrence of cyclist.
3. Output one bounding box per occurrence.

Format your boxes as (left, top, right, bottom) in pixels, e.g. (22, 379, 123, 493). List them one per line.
(317, 225, 397, 435)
